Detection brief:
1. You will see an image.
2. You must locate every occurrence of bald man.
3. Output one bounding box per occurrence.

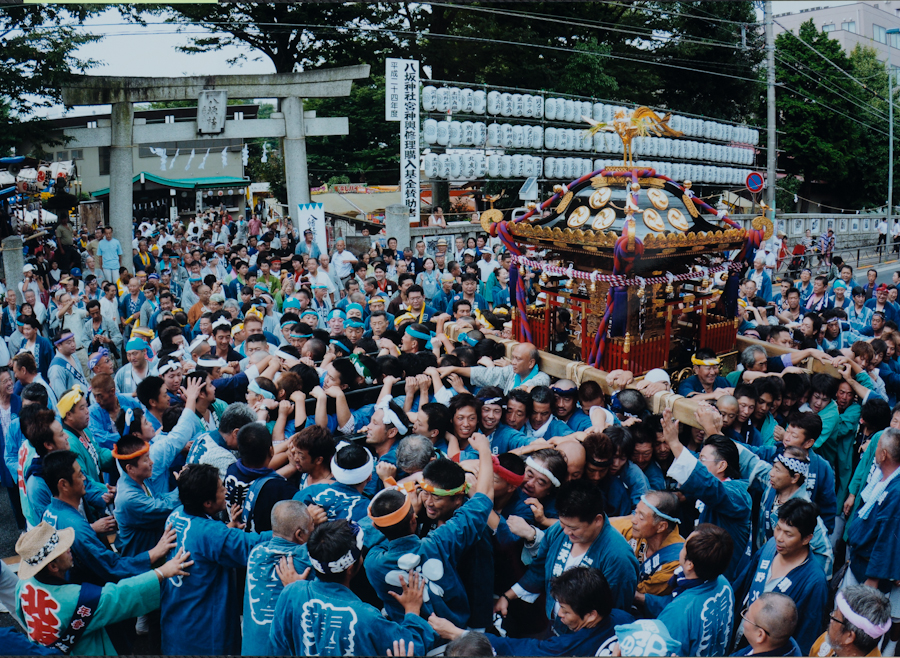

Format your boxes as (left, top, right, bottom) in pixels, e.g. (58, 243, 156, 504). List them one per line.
(552, 379, 592, 431)
(558, 440, 585, 481)
(734, 592, 800, 657)
(242, 500, 313, 655)
(440, 342, 550, 394)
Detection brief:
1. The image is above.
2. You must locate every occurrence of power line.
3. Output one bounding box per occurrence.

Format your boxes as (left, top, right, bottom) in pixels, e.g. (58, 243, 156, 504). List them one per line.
(773, 19, 887, 101)
(775, 52, 890, 123)
(600, 0, 762, 27)
(777, 80, 889, 136)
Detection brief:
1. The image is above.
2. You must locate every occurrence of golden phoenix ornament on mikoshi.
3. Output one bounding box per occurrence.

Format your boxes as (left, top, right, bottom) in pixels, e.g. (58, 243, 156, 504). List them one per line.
(583, 106, 683, 167)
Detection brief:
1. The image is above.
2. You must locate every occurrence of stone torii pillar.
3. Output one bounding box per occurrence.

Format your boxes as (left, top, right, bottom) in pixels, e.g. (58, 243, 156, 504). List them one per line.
(59, 66, 370, 268)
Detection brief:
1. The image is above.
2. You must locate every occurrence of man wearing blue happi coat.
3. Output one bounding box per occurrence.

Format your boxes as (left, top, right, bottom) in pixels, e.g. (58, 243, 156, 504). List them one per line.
(241, 500, 313, 656)
(365, 432, 494, 628)
(496, 479, 638, 635)
(269, 519, 437, 656)
(429, 566, 635, 657)
(645, 524, 735, 657)
(666, 407, 753, 582)
(160, 464, 272, 655)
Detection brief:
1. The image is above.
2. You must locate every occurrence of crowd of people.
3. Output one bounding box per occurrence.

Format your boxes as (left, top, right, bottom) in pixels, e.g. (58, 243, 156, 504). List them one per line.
(0, 209, 896, 657)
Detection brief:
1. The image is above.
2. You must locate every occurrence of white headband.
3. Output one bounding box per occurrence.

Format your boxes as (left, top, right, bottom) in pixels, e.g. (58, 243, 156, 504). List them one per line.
(375, 397, 409, 436)
(211, 317, 231, 331)
(157, 361, 180, 376)
(275, 349, 296, 361)
(331, 442, 375, 485)
(197, 357, 227, 368)
(188, 335, 209, 354)
(526, 457, 561, 488)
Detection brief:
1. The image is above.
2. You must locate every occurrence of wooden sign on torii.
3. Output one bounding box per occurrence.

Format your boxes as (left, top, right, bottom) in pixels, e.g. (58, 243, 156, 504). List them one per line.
(59, 65, 370, 271)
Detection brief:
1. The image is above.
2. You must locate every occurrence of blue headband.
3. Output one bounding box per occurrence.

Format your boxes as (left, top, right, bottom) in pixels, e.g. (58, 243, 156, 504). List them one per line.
(345, 319, 365, 329)
(640, 494, 681, 524)
(458, 332, 478, 347)
(328, 309, 346, 321)
(126, 338, 149, 352)
(301, 310, 319, 319)
(54, 332, 75, 346)
(248, 381, 275, 400)
(405, 326, 433, 349)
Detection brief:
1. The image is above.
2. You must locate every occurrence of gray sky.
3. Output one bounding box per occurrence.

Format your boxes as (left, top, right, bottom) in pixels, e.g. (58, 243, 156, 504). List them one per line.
(42, 1, 859, 118)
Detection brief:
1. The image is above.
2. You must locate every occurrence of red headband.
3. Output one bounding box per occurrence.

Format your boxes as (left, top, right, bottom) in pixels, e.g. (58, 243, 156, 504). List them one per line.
(492, 455, 525, 487)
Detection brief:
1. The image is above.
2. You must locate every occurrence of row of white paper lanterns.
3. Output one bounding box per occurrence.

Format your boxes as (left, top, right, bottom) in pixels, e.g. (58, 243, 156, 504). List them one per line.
(423, 119, 754, 165)
(422, 152, 755, 185)
(421, 86, 760, 145)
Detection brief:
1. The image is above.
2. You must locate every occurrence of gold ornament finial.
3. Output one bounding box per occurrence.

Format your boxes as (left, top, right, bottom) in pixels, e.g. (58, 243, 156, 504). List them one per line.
(683, 180, 693, 190)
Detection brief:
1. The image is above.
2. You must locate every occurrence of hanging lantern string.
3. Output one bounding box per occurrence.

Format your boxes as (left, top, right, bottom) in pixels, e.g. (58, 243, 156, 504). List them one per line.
(511, 255, 742, 287)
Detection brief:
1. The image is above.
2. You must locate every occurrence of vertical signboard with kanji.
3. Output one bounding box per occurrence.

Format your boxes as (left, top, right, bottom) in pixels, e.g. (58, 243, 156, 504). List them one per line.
(386, 58, 420, 225)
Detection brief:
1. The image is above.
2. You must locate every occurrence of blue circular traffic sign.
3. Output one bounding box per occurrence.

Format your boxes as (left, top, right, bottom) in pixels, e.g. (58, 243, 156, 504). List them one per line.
(746, 172, 765, 194)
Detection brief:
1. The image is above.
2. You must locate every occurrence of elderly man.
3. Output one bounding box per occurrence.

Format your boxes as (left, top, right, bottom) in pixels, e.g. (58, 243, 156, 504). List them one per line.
(811, 585, 892, 657)
(52, 291, 90, 375)
(734, 593, 801, 657)
(241, 500, 313, 655)
(611, 490, 685, 598)
(440, 342, 550, 394)
(187, 285, 212, 326)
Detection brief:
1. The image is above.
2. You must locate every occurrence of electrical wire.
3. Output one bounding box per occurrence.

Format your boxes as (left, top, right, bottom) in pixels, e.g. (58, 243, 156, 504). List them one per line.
(776, 80, 889, 137)
(600, 0, 762, 27)
(775, 52, 890, 123)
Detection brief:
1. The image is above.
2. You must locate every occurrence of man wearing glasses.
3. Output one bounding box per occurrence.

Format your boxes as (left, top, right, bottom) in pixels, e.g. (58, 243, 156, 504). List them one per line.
(811, 585, 892, 657)
(734, 593, 801, 657)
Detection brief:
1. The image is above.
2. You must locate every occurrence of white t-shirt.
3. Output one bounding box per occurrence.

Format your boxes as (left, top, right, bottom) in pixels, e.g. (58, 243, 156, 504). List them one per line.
(331, 250, 357, 278)
(477, 258, 500, 283)
(879, 221, 888, 235)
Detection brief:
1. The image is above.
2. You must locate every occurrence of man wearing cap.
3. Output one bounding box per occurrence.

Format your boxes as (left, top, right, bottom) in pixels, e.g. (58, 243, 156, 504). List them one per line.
(114, 338, 151, 396)
(295, 228, 322, 260)
(366, 432, 493, 629)
(47, 331, 89, 401)
(864, 283, 900, 326)
(14, 521, 191, 655)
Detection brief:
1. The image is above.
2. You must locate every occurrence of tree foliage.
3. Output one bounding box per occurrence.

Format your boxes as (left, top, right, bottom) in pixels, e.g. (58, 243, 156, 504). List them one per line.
(0, 4, 100, 155)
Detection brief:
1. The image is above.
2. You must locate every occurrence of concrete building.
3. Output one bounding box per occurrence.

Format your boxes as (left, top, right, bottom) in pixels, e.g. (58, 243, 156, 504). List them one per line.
(774, 2, 900, 73)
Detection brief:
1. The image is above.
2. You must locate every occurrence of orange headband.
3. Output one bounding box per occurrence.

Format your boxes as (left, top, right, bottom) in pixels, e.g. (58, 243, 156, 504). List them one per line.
(111, 442, 150, 461)
(368, 494, 412, 528)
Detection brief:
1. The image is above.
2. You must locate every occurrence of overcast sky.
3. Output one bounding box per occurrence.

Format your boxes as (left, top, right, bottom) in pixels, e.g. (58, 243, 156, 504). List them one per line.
(39, 1, 858, 118)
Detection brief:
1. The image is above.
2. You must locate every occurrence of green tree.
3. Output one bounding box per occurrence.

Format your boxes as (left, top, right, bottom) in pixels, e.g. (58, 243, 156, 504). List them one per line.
(775, 20, 862, 209)
(1, 5, 100, 155)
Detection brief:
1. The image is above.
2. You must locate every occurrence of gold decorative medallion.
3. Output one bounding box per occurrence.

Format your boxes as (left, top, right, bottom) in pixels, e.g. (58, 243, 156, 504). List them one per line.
(643, 208, 665, 232)
(647, 188, 669, 210)
(589, 188, 611, 209)
(556, 191, 574, 214)
(479, 208, 504, 233)
(592, 207, 616, 231)
(567, 206, 590, 228)
(682, 195, 699, 218)
(751, 215, 774, 241)
(667, 208, 689, 231)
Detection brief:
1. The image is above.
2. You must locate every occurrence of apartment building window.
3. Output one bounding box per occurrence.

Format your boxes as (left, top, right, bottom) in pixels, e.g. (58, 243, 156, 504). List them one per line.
(99, 147, 110, 176)
(55, 151, 68, 162)
(875, 24, 888, 43)
(842, 20, 857, 33)
(164, 115, 175, 124)
(891, 31, 900, 48)
(70, 150, 83, 160)
(823, 23, 835, 32)
(86, 120, 98, 129)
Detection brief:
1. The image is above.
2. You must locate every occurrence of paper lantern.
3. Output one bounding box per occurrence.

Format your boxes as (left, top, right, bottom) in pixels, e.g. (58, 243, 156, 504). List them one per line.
(448, 88, 461, 112)
(511, 154, 523, 177)
(533, 157, 543, 178)
(449, 121, 462, 146)
(500, 155, 512, 178)
(423, 154, 438, 179)
(544, 127, 557, 150)
(512, 94, 523, 117)
(487, 123, 501, 147)
(545, 97, 558, 121)
(488, 155, 501, 177)
(473, 90, 486, 114)
(437, 121, 450, 146)
(501, 93, 513, 117)
(487, 91, 501, 115)
(461, 121, 475, 146)
(475, 155, 487, 178)
(545, 157, 557, 178)
(512, 125, 525, 149)
(438, 154, 451, 178)
(557, 129, 569, 152)
(474, 122, 487, 146)
(436, 87, 449, 112)
(531, 126, 543, 150)
(461, 88, 474, 113)
(532, 96, 543, 119)
(593, 102, 605, 122)
(422, 86, 436, 112)
(563, 99, 576, 122)
(500, 123, 513, 148)
(423, 119, 438, 144)
(521, 94, 533, 118)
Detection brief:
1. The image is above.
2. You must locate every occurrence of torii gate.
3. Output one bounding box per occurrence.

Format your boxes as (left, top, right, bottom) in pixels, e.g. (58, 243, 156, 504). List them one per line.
(59, 65, 370, 271)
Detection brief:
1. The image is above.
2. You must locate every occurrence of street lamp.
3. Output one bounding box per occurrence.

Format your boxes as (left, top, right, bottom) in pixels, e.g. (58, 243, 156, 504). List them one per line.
(886, 28, 899, 229)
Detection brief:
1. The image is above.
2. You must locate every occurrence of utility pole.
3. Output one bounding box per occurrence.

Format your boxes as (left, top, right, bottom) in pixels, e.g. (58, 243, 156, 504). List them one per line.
(887, 29, 898, 230)
(765, 0, 777, 219)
